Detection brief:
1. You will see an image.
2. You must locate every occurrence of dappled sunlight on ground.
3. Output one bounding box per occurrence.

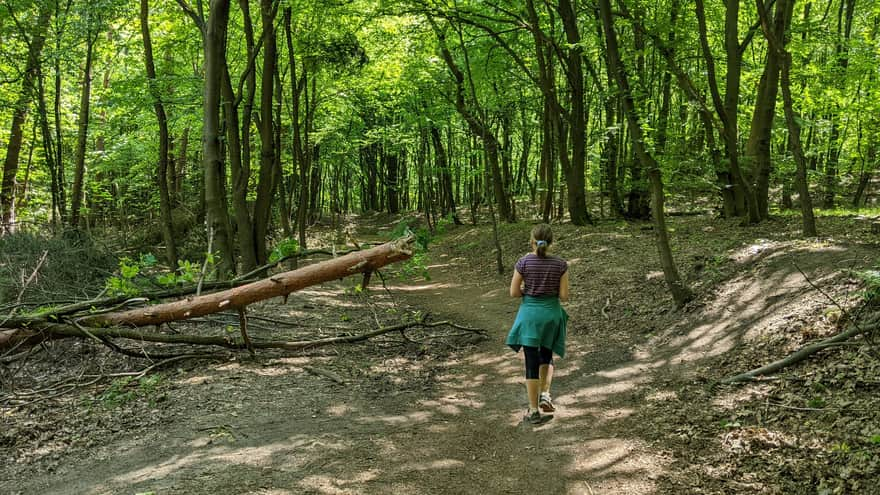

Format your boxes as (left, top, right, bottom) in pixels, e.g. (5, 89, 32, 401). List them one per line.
(13, 220, 875, 495)
(383, 282, 462, 292)
(299, 470, 381, 494)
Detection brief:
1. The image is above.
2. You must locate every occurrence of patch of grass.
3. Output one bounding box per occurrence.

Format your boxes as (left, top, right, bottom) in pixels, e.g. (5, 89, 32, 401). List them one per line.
(94, 374, 165, 409)
(775, 206, 880, 218)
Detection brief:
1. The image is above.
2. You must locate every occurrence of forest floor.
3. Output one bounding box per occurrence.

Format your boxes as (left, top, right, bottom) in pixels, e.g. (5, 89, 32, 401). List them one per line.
(2, 212, 880, 494)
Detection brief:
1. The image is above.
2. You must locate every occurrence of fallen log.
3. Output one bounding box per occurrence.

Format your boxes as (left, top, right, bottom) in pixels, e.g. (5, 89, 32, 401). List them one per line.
(81, 235, 414, 327)
(0, 236, 414, 350)
(2, 246, 369, 328)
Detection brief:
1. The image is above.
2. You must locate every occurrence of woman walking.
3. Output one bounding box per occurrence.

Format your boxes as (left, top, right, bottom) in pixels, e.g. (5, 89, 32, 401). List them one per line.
(506, 224, 569, 425)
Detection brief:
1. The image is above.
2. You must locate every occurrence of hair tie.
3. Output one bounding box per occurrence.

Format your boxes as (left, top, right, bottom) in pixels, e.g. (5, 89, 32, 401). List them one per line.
(536, 240, 548, 247)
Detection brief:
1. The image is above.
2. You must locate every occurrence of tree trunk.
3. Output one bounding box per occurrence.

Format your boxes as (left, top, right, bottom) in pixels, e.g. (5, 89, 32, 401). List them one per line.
(558, 0, 591, 226)
(69, 31, 98, 229)
(654, 0, 679, 156)
(253, 0, 279, 265)
(140, 0, 178, 267)
(430, 17, 512, 222)
(274, 68, 292, 238)
(89, 236, 412, 327)
(1, 4, 52, 232)
(218, 0, 258, 272)
(54, 2, 67, 222)
(540, 97, 555, 223)
(695, 0, 759, 223)
(823, 0, 856, 208)
(745, 0, 786, 220)
(202, 0, 236, 277)
(599, 0, 692, 307)
(756, 0, 816, 235)
(222, 67, 258, 271)
(36, 66, 61, 226)
(176, 127, 189, 200)
(284, 8, 309, 249)
(386, 150, 400, 213)
(525, 0, 590, 225)
(430, 126, 458, 219)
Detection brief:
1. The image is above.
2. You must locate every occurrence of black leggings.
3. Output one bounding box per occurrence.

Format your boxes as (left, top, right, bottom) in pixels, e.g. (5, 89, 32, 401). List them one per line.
(522, 346, 553, 379)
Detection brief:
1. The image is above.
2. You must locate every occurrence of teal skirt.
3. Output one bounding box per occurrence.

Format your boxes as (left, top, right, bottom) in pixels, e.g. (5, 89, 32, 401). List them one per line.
(505, 295, 568, 358)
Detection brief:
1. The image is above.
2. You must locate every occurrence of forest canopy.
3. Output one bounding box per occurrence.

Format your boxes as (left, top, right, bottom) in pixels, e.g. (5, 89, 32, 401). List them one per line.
(0, 0, 877, 288)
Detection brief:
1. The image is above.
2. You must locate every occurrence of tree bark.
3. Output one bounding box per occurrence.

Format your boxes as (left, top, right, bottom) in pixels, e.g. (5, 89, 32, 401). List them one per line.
(823, 0, 856, 208)
(745, 0, 786, 220)
(1, 4, 52, 232)
(695, 0, 759, 222)
(0, 237, 414, 350)
(87, 236, 413, 327)
(722, 317, 878, 383)
(222, 69, 258, 272)
(253, 0, 279, 265)
(202, 0, 236, 277)
(525, 0, 590, 225)
(430, 126, 458, 219)
(430, 17, 512, 222)
(141, 0, 179, 267)
(385, 150, 400, 214)
(36, 65, 61, 226)
(69, 31, 98, 229)
(216, 0, 259, 272)
(558, 0, 591, 226)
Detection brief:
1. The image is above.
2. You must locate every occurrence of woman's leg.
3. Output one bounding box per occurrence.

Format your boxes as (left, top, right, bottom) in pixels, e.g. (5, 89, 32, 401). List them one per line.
(538, 347, 554, 394)
(522, 346, 541, 412)
(539, 364, 553, 394)
(538, 347, 555, 412)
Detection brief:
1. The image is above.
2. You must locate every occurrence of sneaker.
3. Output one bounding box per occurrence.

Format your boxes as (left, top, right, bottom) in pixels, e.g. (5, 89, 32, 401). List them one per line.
(539, 393, 556, 413)
(523, 409, 552, 425)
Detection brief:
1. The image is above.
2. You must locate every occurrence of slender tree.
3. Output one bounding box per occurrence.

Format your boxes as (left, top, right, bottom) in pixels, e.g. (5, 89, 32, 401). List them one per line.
(756, 0, 816, 235)
(599, 0, 693, 307)
(140, 0, 178, 266)
(0, 3, 53, 232)
(252, 0, 279, 265)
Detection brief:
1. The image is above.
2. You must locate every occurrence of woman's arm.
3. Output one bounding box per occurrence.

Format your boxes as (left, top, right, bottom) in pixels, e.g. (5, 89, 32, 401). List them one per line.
(510, 270, 524, 297)
(559, 271, 570, 303)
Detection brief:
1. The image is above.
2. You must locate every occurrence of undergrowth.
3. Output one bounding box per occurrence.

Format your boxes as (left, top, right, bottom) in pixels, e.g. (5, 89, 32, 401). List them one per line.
(0, 231, 117, 304)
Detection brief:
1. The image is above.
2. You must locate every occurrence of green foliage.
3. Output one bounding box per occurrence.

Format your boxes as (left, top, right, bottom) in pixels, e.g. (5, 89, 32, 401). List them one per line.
(851, 266, 880, 303)
(104, 258, 141, 296)
(96, 374, 163, 409)
(105, 253, 206, 296)
(399, 251, 430, 281)
(269, 238, 301, 264)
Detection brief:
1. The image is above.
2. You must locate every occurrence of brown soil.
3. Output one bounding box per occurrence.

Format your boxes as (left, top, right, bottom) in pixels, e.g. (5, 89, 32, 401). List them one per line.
(2, 214, 879, 494)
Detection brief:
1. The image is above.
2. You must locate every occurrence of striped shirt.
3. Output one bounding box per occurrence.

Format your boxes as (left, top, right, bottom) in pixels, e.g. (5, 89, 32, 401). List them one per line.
(515, 253, 568, 297)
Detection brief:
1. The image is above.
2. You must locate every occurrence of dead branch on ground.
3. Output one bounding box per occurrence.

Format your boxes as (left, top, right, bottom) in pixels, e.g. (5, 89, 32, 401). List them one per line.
(720, 315, 879, 384)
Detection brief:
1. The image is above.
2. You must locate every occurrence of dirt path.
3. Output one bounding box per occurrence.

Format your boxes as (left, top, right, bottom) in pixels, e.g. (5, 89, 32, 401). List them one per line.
(4, 217, 877, 494)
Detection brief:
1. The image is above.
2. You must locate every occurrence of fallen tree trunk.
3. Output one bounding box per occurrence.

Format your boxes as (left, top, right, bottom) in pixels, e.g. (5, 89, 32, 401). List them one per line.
(1, 246, 366, 328)
(0, 236, 413, 350)
(82, 235, 413, 327)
